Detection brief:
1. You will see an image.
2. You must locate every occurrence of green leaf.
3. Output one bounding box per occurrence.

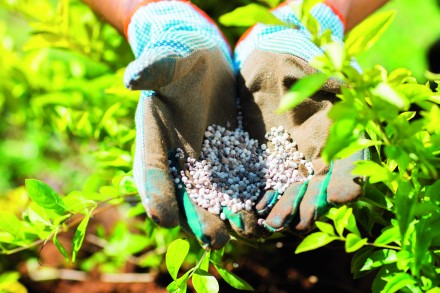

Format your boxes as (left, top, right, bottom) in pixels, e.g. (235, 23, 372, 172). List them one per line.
(291, 0, 323, 22)
(351, 247, 375, 279)
(346, 212, 361, 237)
(388, 68, 413, 86)
(423, 104, 440, 133)
(214, 264, 254, 291)
(25, 179, 66, 214)
(166, 239, 190, 280)
(295, 232, 338, 254)
(127, 203, 146, 218)
(345, 10, 396, 56)
(398, 83, 433, 103)
(345, 233, 368, 253)
(382, 273, 416, 293)
(360, 249, 398, 272)
(219, 4, 285, 27)
(0, 211, 23, 238)
(394, 181, 417, 242)
(53, 234, 70, 262)
(127, 234, 150, 255)
(304, 12, 320, 38)
(426, 180, 440, 203)
(324, 42, 344, 70)
(0, 271, 20, 283)
(200, 250, 210, 271)
(192, 269, 219, 293)
(372, 264, 399, 293)
(384, 146, 411, 173)
(332, 206, 352, 237)
(315, 221, 335, 236)
(412, 218, 438, 276)
(210, 247, 224, 265)
(374, 226, 400, 246)
(72, 212, 91, 262)
(277, 73, 328, 113)
(332, 138, 382, 161)
(352, 161, 392, 184)
(321, 119, 358, 162)
(371, 82, 409, 110)
(62, 192, 95, 213)
(27, 204, 54, 228)
(95, 102, 121, 138)
(363, 185, 393, 210)
(167, 269, 193, 293)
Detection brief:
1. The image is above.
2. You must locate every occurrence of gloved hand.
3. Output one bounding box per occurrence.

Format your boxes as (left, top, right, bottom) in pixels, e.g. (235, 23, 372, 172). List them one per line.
(125, 0, 264, 249)
(235, 1, 368, 233)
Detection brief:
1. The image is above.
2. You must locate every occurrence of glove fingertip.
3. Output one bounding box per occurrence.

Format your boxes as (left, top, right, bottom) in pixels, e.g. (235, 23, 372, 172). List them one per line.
(124, 56, 176, 90)
(145, 200, 180, 228)
(139, 169, 180, 228)
(255, 190, 279, 215)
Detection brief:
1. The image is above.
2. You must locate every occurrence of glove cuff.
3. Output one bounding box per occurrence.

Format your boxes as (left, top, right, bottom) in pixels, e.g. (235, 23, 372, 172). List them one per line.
(234, 0, 346, 71)
(323, 0, 346, 31)
(124, 0, 231, 60)
(123, 0, 190, 39)
(275, 0, 345, 39)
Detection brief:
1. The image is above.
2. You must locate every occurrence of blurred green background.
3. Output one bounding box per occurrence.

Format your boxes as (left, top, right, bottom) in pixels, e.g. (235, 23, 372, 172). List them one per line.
(356, 0, 440, 81)
(0, 0, 439, 198)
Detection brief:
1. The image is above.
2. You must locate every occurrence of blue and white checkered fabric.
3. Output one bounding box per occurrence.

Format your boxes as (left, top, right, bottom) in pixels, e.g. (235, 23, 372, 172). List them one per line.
(125, 0, 233, 87)
(234, 2, 344, 71)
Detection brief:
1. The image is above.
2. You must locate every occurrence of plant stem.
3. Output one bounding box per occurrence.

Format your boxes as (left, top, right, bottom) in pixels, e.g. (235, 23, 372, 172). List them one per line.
(366, 242, 401, 251)
(2, 192, 139, 255)
(375, 119, 392, 145)
(187, 249, 210, 279)
(195, 249, 209, 270)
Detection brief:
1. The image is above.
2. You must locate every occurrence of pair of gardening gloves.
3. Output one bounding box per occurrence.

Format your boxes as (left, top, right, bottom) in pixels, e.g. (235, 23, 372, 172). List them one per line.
(125, 0, 366, 249)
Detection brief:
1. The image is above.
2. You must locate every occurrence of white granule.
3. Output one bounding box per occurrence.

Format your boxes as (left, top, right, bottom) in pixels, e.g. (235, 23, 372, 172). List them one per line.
(169, 108, 314, 218)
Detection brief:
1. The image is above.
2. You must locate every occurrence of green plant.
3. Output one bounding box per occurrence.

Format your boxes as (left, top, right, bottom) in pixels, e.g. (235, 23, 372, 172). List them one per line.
(0, 0, 185, 290)
(1, 0, 439, 292)
(165, 239, 254, 292)
(219, 0, 440, 292)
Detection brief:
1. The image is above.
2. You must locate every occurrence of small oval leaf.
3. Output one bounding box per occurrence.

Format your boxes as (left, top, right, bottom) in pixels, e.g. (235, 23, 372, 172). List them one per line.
(219, 4, 285, 27)
(295, 232, 337, 254)
(374, 226, 400, 246)
(214, 264, 254, 291)
(192, 269, 219, 293)
(345, 233, 368, 253)
(382, 273, 416, 293)
(25, 179, 66, 214)
(53, 234, 70, 262)
(277, 73, 328, 113)
(72, 213, 91, 262)
(345, 10, 396, 56)
(315, 221, 335, 236)
(166, 239, 190, 280)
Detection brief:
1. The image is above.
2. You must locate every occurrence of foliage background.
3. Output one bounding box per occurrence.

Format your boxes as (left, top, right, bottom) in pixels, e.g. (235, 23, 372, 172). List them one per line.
(0, 0, 439, 292)
(1, 0, 439, 196)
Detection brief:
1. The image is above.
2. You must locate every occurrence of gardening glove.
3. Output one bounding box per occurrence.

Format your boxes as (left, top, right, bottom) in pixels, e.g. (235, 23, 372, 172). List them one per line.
(235, 1, 368, 233)
(125, 0, 264, 249)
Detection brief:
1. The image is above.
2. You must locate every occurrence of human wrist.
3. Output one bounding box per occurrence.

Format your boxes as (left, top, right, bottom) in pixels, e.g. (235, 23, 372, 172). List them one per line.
(82, 0, 143, 35)
(325, 0, 350, 20)
(324, 0, 348, 32)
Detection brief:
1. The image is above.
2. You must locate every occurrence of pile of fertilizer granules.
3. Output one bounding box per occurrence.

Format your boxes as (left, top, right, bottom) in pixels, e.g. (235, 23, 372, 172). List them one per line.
(169, 110, 314, 221)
